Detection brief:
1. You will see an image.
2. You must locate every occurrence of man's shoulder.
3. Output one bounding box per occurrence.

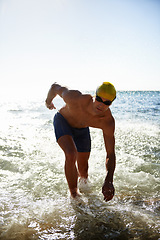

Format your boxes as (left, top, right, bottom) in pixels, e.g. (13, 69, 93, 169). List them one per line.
(66, 90, 91, 100)
(81, 93, 92, 99)
(62, 89, 83, 103)
(80, 94, 92, 105)
(104, 108, 114, 119)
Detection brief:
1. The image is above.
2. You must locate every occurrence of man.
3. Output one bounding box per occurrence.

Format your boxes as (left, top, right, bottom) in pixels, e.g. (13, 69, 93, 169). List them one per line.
(45, 82, 116, 202)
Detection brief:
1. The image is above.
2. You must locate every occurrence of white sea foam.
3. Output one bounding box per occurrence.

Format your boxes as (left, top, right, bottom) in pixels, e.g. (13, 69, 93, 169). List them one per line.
(0, 92, 160, 239)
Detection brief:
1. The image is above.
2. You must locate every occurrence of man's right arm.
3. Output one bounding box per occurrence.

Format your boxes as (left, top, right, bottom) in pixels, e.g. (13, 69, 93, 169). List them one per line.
(45, 83, 68, 109)
(45, 83, 82, 109)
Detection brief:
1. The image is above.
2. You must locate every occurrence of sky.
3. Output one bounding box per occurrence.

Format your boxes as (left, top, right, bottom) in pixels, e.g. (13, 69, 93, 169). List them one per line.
(0, 0, 160, 99)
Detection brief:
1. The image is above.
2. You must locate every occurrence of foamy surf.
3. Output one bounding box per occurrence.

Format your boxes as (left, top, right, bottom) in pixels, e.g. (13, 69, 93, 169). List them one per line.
(0, 91, 160, 239)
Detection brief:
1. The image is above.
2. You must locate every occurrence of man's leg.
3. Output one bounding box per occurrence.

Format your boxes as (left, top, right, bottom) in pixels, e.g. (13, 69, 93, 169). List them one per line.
(77, 152, 90, 179)
(57, 135, 80, 198)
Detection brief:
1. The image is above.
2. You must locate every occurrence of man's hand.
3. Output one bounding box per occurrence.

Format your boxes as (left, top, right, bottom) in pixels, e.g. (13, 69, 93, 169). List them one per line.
(102, 181, 115, 202)
(45, 101, 56, 110)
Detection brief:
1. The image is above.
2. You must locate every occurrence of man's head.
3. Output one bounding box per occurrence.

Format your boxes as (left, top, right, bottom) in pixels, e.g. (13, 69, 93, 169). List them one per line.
(93, 82, 116, 115)
(96, 82, 116, 103)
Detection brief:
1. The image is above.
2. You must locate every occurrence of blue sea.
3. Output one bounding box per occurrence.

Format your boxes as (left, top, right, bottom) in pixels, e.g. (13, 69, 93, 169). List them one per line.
(0, 91, 159, 240)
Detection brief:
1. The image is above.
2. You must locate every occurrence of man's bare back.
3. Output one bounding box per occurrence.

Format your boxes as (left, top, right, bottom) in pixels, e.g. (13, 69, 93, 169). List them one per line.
(45, 82, 116, 201)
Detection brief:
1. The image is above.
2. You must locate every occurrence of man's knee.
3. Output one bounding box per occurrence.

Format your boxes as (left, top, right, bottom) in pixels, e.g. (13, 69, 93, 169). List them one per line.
(65, 150, 77, 164)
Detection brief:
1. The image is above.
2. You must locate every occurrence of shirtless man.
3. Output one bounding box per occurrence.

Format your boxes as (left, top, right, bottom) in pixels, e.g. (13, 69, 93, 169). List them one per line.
(45, 82, 116, 202)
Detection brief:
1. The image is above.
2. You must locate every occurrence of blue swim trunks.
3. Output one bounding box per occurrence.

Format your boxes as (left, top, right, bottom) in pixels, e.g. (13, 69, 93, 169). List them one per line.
(53, 112, 91, 152)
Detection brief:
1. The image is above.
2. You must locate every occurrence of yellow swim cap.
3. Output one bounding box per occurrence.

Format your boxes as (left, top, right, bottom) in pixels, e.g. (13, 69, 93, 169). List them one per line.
(96, 82, 116, 101)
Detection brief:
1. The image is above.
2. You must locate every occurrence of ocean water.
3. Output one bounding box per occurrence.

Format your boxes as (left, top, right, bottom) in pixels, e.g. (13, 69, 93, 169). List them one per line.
(0, 91, 159, 240)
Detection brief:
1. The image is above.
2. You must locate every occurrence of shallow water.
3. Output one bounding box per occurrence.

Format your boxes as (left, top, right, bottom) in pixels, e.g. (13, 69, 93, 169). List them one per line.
(0, 91, 160, 239)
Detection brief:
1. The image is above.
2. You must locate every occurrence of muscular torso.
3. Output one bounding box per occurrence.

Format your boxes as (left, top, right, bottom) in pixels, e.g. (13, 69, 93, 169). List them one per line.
(59, 94, 114, 132)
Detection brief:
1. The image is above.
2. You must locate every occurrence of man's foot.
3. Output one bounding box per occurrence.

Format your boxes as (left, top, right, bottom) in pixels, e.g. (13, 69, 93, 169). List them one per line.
(79, 177, 88, 184)
(78, 178, 91, 193)
(71, 191, 81, 198)
(70, 188, 82, 199)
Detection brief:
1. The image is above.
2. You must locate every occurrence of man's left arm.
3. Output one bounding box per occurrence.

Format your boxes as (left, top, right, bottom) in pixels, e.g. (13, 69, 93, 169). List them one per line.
(102, 124, 116, 201)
